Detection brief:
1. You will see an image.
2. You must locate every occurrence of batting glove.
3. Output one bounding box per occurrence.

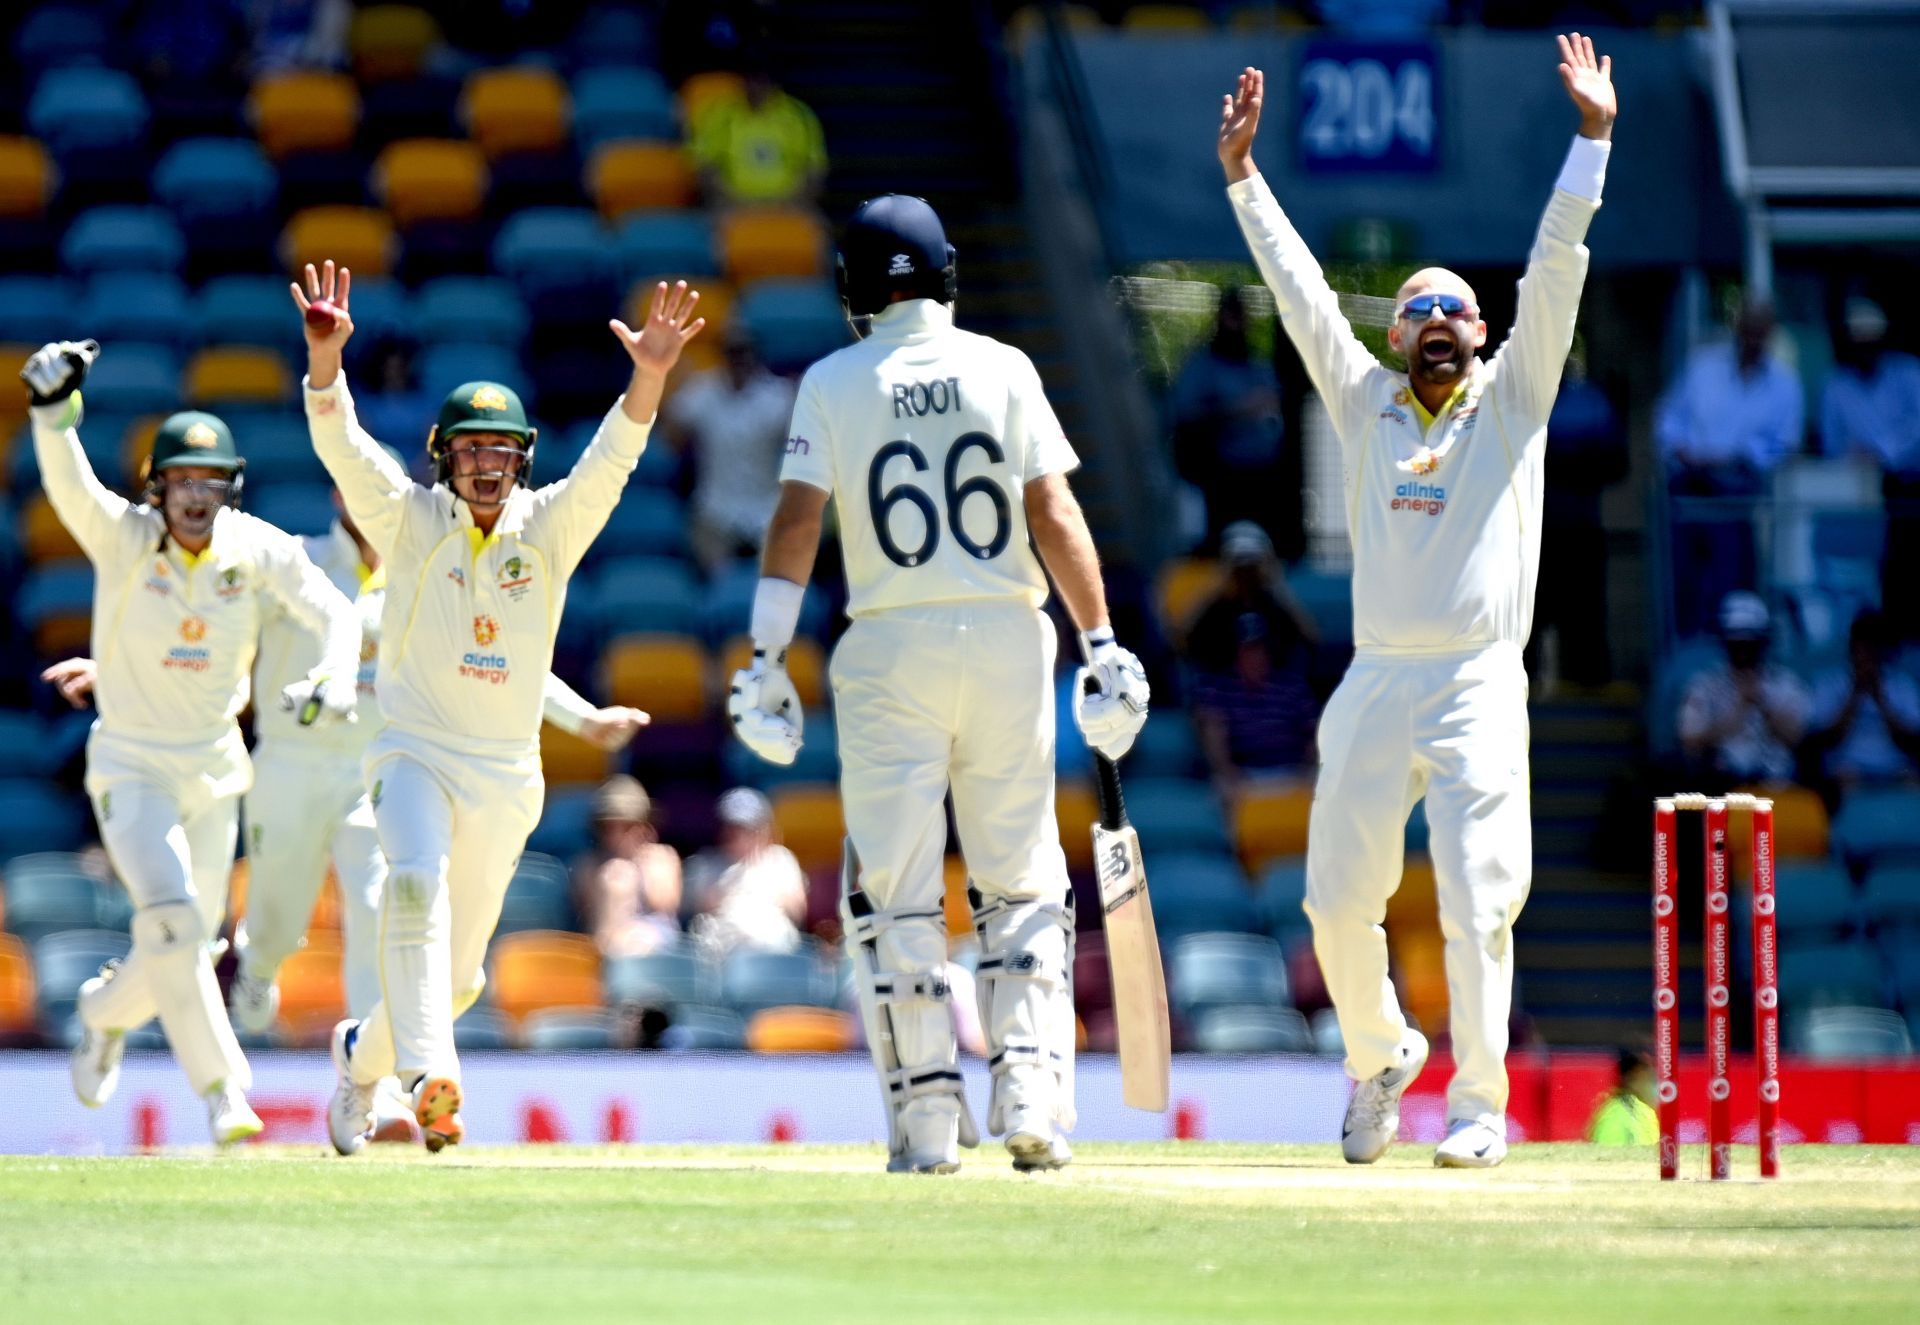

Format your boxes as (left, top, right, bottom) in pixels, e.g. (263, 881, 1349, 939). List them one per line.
(1074, 630, 1150, 761)
(281, 677, 357, 727)
(727, 648, 803, 765)
(20, 339, 100, 407)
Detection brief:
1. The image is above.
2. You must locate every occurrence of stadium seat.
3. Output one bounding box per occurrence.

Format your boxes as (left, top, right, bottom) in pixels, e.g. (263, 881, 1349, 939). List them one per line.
(597, 487, 692, 560)
(722, 707, 839, 792)
(1778, 938, 1885, 1009)
(73, 344, 180, 416)
(602, 634, 710, 720)
(746, 1005, 855, 1052)
(27, 67, 149, 156)
(1768, 783, 1832, 859)
(61, 207, 186, 276)
(195, 276, 303, 354)
(1145, 851, 1259, 938)
(1310, 1006, 1344, 1056)
(1125, 778, 1231, 854)
(592, 144, 699, 219)
(718, 636, 827, 710)
(413, 277, 528, 348)
(1127, 709, 1202, 778)
(463, 67, 571, 158)
(677, 72, 748, 133)
(186, 347, 294, 406)
(488, 930, 602, 1022)
(350, 5, 441, 83)
(0, 933, 36, 1036)
(593, 556, 702, 637)
(247, 484, 335, 538)
(1391, 928, 1449, 1031)
(736, 278, 849, 374)
(332, 276, 413, 350)
(1792, 1005, 1913, 1060)
(1187, 1004, 1312, 1054)
(375, 139, 489, 228)
(249, 70, 362, 158)
(659, 1003, 746, 1050)
(14, 5, 113, 68)
(153, 138, 277, 225)
(1290, 569, 1354, 643)
(527, 786, 596, 858)
(1155, 557, 1220, 635)
(18, 561, 95, 656)
(540, 723, 611, 789)
(719, 947, 838, 1016)
(718, 207, 830, 284)
(495, 852, 576, 936)
(771, 784, 845, 874)
(21, 493, 84, 565)
(571, 68, 679, 151)
(79, 272, 193, 349)
(2, 852, 119, 943)
(281, 206, 397, 278)
(1385, 854, 1437, 928)
(1232, 779, 1313, 873)
(453, 1006, 515, 1051)
(611, 209, 717, 281)
(1774, 860, 1859, 940)
(1124, 4, 1213, 29)
(416, 344, 533, 410)
(1255, 857, 1309, 940)
(1831, 787, 1920, 866)
(0, 137, 53, 219)
(0, 276, 80, 345)
(1054, 778, 1097, 873)
(1167, 932, 1290, 1020)
(493, 208, 618, 321)
(1864, 866, 1920, 931)
(30, 928, 130, 1035)
(275, 936, 345, 1036)
(605, 945, 713, 1010)
(523, 1006, 617, 1051)
(1404, 799, 1429, 854)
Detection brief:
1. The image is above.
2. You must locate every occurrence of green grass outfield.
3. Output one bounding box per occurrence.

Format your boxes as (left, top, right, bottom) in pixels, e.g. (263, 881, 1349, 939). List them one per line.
(3, 1144, 1917, 1323)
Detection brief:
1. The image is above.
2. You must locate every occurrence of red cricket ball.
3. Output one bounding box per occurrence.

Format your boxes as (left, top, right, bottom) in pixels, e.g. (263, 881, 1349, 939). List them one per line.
(305, 299, 340, 332)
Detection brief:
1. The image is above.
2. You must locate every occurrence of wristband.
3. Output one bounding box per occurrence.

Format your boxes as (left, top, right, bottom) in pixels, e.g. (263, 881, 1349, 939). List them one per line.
(1555, 134, 1610, 203)
(750, 577, 805, 654)
(1080, 625, 1117, 663)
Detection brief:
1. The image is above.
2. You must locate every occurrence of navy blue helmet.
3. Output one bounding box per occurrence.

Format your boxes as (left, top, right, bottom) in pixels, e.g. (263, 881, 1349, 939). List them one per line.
(835, 194, 957, 338)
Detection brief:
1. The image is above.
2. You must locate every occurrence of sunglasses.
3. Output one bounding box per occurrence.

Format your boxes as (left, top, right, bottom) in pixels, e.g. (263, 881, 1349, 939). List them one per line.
(1397, 293, 1476, 322)
(166, 477, 233, 500)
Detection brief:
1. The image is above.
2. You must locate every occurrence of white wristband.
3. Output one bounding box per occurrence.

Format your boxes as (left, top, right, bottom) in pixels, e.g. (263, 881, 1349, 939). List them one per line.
(1555, 134, 1610, 203)
(750, 577, 805, 653)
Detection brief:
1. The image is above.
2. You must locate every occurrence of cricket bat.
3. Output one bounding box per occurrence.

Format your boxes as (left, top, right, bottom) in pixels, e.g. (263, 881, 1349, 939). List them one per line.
(1091, 751, 1172, 1112)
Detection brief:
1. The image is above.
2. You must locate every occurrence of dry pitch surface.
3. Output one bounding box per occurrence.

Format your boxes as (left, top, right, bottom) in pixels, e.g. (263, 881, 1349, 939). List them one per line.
(3, 1143, 1916, 1323)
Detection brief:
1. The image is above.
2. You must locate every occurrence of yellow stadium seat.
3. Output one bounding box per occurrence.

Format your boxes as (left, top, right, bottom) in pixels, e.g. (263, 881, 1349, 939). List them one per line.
(1123, 4, 1211, 30)
(307, 872, 341, 936)
(249, 71, 361, 158)
(282, 206, 396, 278)
(631, 276, 731, 338)
(718, 207, 829, 284)
(489, 930, 602, 1023)
(227, 857, 249, 919)
(541, 723, 610, 787)
(350, 5, 440, 83)
(1156, 557, 1221, 636)
(1393, 929, 1449, 1031)
(1385, 853, 1437, 929)
(746, 1005, 856, 1053)
(374, 139, 488, 227)
(771, 783, 845, 874)
(0, 136, 52, 218)
(601, 633, 711, 721)
(22, 493, 82, 564)
(943, 854, 972, 937)
(1759, 782, 1830, 861)
(589, 141, 698, 217)
(186, 347, 294, 406)
(276, 935, 345, 1031)
(122, 415, 161, 488)
(1055, 779, 1096, 873)
(0, 933, 36, 1034)
(678, 71, 747, 137)
(463, 67, 570, 158)
(33, 594, 91, 658)
(719, 635, 825, 709)
(1233, 779, 1313, 873)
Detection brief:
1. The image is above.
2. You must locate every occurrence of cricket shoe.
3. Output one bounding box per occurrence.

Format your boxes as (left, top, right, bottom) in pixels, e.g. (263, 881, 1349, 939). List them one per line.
(1341, 1029, 1430, 1164)
(412, 1076, 465, 1153)
(1434, 1118, 1507, 1169)
(69, 1006, 126, 1109)
(229, 965, 279, 1037)
(886, 1103, 960, 1174)
(328, 1019, 375, 1156)
(1002, 1104, 1073, 1172)
(207, 1080, 264, 1145)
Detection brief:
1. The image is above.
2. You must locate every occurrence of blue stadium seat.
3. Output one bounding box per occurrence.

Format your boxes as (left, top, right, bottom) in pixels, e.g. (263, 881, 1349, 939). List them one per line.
(612, 210, 718, 283)
(1124, 778, 1231, 854)
(1775, 861, 1860, 940)
(1289, 569, 1353, 643)
(0, 783, 89, 860)
(413, 277, 529, 348)
(700, 561, 829, 644)
(1127, 709, 1201, 778)
(568, 9, 658, 68)
(570, 69, 678, 150)
(659, 1003, 746, 1050)
(1144, 850, 1259, 937)
(718, 947, 837, 1016)
(232, 413, 330, 487)
(527, 786, 596, 858)
(1778, 937, 1885, 1009)
(1405, 798, 1429, 853)
(1187, 1004, 1312, 1054)
(523, 1007, 618, 1050)
(492, 208, 615, 293)
(495, 851, 576, 935)
(1832, 787, 1920, 867)
(1255, 857, 1309, 939)
(196, 276, 303, 353)
(74, 343, 180, 415)
(31, 929, 130, 1035)
(416, 343, 535, 411)
(0, 276, 81, 344)
(27, 67, 149, 155)
(80, 273, 194, 349)
(1167, 932, 1291, 1020)
(453, 1006, 516, 1051)
(594, 556, 703, 636)
(336, 278, 415, 351)
(1792, 1005, 1912, 1061)
(11, 413, 134, 492)
(60, 207, 186, 276)
(152, 138, 278, 226)
(247, 483, 336, 537)
(737, 278, 851, 375)
(1864, 866, 1920, 931)
(0, 715, 56, 779)
(2, 853, 119, 944)
(14, 5, 114, 69)
(605, 945, 713, 1010)
(596, 488, 690, 560)
(722, 708, 837, 790)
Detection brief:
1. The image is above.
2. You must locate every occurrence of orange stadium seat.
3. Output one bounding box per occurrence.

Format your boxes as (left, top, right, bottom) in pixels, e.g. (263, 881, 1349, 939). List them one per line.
(489, 930, 603, 1023)
(463, 67, 570, 158)
(0, 933, 36, 1035)
(282, 206, 397, 278)
(719, 636, 825, 709)
(1385, 853, 1438, 929)
(602, 633, 710, 720)
(374, 139, 488, 227)
(1763, 783, 1830, 860)
(1233, 779, 1313, 873)
(1124, 4, 1212, 30)
(1393, 929, 1449, 1031)
(943, 854, 972, 938)
(249, 71, 362, 158)
(1054, 779, 1096, 873)
(0, 136, 53, 218)
(307, 873, 341, 935)
(746, 1005, 855, 1053)
(350, 5, 441, 83)
(227, 857, 249, 919)
(22, 493, 83, 564)
(677, 71, 747, 137)
(630, 275, 731, 338)
(718, 207, 829, 284)
(541, 723, 611, 787)
(771, 783, 845, 874)
(589, 141, 698, 217)
(276, 935, 346, 1035)
(33, 602, 91, 658)
(185, 347, 294, 406)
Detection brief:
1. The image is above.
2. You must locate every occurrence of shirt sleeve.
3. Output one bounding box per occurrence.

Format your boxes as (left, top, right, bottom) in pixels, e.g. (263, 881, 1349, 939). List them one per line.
(1226, 173, 1384, 446)
(529, 397, 650, 577)
(1007, 349, 1078, 481)
(28, 400, 142, 567)
(778, 367, 834, 492)
(541, 672, 594, 735)
(252, 518, 362, 689)
(303, 374, 413, 557)
(1489, 136, 1606, 426)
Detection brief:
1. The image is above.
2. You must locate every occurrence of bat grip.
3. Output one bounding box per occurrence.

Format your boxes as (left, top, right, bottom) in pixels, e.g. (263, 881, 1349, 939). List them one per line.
(1094, 753, 1127, 831)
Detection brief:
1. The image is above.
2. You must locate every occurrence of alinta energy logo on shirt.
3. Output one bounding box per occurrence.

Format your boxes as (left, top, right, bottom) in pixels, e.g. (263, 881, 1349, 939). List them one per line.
(165, 615, 212, 671)
(461, 613, 508, 685)
(1389, 441, 1447, 516)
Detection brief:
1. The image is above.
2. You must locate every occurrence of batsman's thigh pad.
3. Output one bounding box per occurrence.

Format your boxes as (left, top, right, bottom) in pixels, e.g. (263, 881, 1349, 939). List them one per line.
(972, 888, 1076, 1134)
(132, 899, 249, 1094)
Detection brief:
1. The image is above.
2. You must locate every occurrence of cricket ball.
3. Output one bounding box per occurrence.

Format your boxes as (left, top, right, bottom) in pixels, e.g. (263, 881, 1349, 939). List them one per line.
(305, 299, 340, 332)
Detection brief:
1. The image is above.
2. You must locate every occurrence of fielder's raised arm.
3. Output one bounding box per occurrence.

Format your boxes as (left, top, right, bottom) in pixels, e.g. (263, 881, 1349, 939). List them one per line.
(294, 261, 410, 553)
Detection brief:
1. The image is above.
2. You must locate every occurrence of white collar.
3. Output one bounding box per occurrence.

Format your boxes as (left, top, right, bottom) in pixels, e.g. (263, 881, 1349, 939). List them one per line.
(868, 299, 953, 341)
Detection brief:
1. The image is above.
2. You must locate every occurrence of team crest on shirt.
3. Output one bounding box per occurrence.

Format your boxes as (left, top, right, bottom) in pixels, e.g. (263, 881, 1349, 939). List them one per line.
(498, 555, 532, 601)
(216, 566, 246, 598)
(473, 614, 500, 647)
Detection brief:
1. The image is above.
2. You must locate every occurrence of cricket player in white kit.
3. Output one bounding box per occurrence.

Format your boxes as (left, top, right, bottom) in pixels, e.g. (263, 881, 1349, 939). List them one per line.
(21, 342, 361, 1144)
(729, 196, 1150, 1173)
(1217, 36, 1618, 1167)
(293, 261, 703, 1153)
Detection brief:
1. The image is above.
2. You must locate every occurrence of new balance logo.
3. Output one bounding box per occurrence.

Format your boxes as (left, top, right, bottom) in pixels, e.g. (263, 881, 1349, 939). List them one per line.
(1101, 842, 1131, 882)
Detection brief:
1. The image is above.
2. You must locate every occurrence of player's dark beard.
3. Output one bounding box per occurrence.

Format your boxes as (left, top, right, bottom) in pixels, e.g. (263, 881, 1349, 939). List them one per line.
(1409, 326, 1470, 386)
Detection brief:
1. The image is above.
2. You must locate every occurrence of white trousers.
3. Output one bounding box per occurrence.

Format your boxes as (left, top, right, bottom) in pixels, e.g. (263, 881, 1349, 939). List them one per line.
(80, 726, 251, 1094)
(345, 728, 543, 1087)
(1304, 643, 1531, 1128)
(237, 740, 384, 1019)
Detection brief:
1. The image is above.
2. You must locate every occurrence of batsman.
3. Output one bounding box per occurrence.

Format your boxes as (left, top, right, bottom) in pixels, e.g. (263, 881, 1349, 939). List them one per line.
(1217, 34, 1617, 1167)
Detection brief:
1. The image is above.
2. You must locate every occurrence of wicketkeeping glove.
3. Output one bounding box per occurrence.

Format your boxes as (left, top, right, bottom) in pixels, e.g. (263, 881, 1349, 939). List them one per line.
(281, 677, 357, 727)
(727, 648, 803, 765)
(1074, 632, 1150, 761)
(20, 339, 100, 406)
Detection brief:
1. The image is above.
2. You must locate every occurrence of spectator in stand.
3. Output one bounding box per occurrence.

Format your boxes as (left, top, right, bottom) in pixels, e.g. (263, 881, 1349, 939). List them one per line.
(1820, 297, 1920, 641)
(1585, 1046, 1659, 1146)
(248, 0, 352, 72)
(661, 326, 795, 574)
(688, 66, 829, 208)
(1799, 609, 1920, 805)
(683, 788, 808, 958)
(573, 776, 684, 959)
(1678, 592, 1810, 787)
(1170, 288, 1288, 551)
(1179, 522, 1321, 795)
(1656, 297, 1804, 635)
(1529, 334, 1628, 689)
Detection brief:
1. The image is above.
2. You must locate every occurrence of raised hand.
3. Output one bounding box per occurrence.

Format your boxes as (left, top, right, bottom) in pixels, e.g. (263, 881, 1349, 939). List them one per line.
(610, 280, 706, 379)
(1218, 66, 1264, 183)
(290, 260, 355, 388)
(1557, 32, 1616, 140)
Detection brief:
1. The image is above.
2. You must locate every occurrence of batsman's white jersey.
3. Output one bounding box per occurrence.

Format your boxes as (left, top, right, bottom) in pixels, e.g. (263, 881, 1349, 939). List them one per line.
(780, 299, 1082, 1158)
(303, 374, 646, 1087)
(30, 400, 360, 1095)
(1230, 136, 1608, 1129)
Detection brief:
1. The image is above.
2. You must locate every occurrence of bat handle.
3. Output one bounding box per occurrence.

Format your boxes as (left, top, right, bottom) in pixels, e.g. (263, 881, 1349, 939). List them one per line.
(1094, 752, 1127, 831)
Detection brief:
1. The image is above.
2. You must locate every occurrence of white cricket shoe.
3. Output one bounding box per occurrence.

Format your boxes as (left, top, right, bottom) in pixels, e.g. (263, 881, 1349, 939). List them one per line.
(1341, 1029, 1429, 1164)
(1434, 1118, 1507, 1169)
(70, 1016, 126, 1109)
(1003, 1103, 1073, 1172)
(229, 965, 279, 1037)
(207, 1080, 264, 1145)
(328, 1019, 375, 1156)
(886, 1102, 960, 1174)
